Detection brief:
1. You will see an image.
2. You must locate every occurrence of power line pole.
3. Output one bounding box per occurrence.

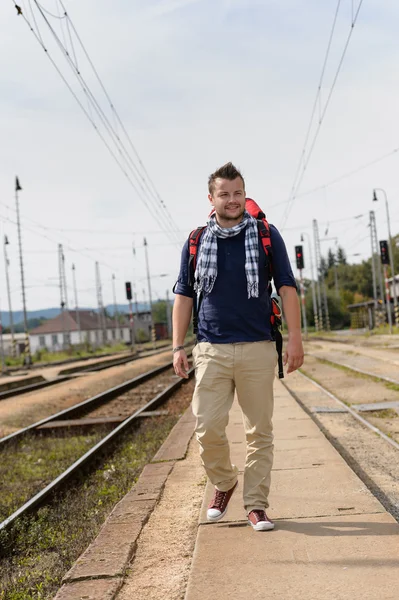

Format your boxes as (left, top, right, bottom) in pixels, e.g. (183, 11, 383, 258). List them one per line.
(95, 262, 107, 345)
(301, 232, 318, 331)
(3, 235, 16, 358)
(143, 237, 156, 348)
(58, 244, 70, 349)
(370, 210, 385, 327)
(15, 177, 31, 366)
(72, 263, 82, 344)
(313, 220, 324, 330)
(373, 189, 398, 326)
(112, 274, 120, 341)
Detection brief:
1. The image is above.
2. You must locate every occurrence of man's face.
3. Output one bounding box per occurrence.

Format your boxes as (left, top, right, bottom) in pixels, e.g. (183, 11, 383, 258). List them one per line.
(208, 177, 246, 225)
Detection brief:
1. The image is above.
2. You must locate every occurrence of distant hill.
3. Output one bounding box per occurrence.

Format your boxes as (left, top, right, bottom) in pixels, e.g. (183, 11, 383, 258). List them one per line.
(0, 302, 162, 330)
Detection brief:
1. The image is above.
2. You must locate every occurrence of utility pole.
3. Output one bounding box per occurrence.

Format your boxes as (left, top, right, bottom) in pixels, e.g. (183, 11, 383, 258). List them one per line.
(370, 211, 385, 327)
(3, 235, 16, 357)
(380, 241, 393, 334)
(112, 274, 120, 342)
(58, 244, 70, 349)
(313, 220, 325, 330)
(373, 189, 398, 326)
(95, 262, 107, 345)
(295, 245, 308, 339)
(72, 264, 82, 345)
(143, 238, 156, 348)
(15, 176, 31, 366)
(301, 233, 318, 331)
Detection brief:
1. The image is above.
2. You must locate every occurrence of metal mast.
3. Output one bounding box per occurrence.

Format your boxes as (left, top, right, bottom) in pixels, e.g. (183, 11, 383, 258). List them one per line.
(313, 220, 324, 330)
(95, 262, 107, 344)
(3, 235, 16, 357)
(15, 176, 31, 366)
(370, 211, 384, 303)
(112, 274, 120, 341)
(72, 264, 82, 344)
(143, 238, 155, 347)
(58, 244, 70, 348)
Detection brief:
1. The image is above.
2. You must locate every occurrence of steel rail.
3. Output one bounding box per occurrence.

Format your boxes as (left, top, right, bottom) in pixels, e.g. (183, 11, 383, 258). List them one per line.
(0, 368, 194, 532)
(306, 353, 399, 386)
(0, 345, 174, 402)
(0, 361, 176, 446)
(293, 370, 399, 452)
(0, 376, 73, 401)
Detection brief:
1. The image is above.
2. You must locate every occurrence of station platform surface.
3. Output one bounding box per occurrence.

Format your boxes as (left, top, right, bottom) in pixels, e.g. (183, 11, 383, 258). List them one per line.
(57, 379, 399, 600)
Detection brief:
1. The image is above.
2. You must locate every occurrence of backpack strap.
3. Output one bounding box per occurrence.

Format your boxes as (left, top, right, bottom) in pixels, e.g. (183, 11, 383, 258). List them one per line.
(188, 226, 206, 335)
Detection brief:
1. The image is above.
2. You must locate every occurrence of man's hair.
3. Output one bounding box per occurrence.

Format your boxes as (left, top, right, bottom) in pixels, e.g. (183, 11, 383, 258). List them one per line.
(208, 162, 245, 195)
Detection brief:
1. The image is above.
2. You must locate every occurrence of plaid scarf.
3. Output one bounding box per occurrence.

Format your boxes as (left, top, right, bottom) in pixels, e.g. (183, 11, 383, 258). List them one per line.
(194, 211, 259, 298)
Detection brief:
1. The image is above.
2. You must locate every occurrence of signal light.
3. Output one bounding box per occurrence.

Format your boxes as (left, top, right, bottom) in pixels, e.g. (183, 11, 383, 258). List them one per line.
(295, 245, 304, 270)
(379, 240, 390, 265)
(125, 281, 132, 300)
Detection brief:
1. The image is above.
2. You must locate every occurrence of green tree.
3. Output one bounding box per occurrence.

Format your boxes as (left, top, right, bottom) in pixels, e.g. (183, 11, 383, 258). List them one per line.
(337, 246, 347, 265)
(327, 248, 336, 269)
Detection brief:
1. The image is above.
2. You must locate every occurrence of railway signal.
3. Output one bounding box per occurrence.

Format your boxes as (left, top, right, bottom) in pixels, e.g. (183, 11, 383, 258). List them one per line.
(125, 281, 132, 300)
(379, 241, 393, 333)
(295, 245, 304, 270)
(379, 240, 390, 265)
(295, 245, 307, 339)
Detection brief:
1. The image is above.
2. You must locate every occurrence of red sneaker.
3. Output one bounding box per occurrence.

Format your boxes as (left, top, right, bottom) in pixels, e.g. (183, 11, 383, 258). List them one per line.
(207, 481, 238, 522)
(248, 510, 274, 531)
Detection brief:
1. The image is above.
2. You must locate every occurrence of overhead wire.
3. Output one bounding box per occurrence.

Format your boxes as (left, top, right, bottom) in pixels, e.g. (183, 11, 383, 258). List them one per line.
(280, 0, 365, 230)
(58, 0, 180, 237)
(40, 0, 183, 244)
(286, 0, 342, 211)
(12, 0, 183, 247)
(31, 1, 181, 244)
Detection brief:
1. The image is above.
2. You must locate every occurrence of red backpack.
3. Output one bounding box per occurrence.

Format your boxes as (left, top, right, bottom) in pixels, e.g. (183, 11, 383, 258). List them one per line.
(188, 198, 284, 378)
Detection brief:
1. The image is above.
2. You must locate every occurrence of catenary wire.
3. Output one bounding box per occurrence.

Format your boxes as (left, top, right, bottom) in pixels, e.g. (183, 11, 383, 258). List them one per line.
(37, 0, 183, 245)
(31, 1, 181, 244)
(280, 0, 365, 230)
(13, 0, 182, 246)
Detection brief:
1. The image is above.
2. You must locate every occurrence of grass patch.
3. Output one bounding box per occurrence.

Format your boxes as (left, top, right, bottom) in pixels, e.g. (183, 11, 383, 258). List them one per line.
(0, 432, 103, 522)
(0, 412, 186, 600)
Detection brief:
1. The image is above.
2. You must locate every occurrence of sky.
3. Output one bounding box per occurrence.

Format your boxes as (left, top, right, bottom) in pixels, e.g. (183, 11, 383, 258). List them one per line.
(1, 0, 399, 314)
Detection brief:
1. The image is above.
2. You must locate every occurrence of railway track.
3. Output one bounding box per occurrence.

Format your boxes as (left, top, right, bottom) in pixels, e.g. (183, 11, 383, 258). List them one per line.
(0, 361, 194, 532)
(0, 345, 173, 402)
(283, 362, 399, 522)
(305, 352, 399, 386)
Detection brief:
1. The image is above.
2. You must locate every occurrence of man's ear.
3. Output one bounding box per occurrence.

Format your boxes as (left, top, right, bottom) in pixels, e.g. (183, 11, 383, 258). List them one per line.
(208, 194, 214, 207)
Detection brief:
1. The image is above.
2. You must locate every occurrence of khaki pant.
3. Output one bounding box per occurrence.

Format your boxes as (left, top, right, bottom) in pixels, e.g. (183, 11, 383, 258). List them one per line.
(192, 341, 277, 513)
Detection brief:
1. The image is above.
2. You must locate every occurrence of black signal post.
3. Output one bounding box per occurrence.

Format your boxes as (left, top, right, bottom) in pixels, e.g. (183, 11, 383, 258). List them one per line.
(125, 281, 135, 350)
(379, 241, 393, 333)
(295, 245, 307, 338)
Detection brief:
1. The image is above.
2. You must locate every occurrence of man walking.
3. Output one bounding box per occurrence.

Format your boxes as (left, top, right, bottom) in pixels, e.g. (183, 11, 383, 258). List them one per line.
(172, 162, 303, 531)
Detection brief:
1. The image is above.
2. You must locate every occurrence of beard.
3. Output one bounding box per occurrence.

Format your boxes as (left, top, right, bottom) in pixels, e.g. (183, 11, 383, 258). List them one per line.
(219, 206, 245, 221)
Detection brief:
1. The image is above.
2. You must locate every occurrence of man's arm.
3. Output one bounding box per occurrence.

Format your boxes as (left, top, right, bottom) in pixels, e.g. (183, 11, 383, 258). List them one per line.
(172, 294, 193, 379)
(278, 285, 304, 374)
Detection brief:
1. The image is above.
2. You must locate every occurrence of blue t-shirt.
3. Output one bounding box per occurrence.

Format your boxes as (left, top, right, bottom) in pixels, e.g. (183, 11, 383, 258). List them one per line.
(174, 224, 296, 344)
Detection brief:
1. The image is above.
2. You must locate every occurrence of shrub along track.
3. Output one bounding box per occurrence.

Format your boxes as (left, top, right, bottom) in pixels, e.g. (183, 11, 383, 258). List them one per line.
(0, 368, 195, 600)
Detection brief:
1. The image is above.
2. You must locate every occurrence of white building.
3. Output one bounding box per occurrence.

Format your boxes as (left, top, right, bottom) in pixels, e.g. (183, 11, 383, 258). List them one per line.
(1, 333, 26, 357)
(29, 309, 152, 353)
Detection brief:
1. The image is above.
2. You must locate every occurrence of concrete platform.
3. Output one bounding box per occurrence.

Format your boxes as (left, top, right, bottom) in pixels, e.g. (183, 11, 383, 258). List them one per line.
(186, 381, 399, 600)
(55, 379, 399, 599)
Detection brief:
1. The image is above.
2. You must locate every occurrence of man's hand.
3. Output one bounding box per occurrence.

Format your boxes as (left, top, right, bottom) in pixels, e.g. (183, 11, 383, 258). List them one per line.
(173, 349, 189, 379)
(283, 334, 304, 374)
